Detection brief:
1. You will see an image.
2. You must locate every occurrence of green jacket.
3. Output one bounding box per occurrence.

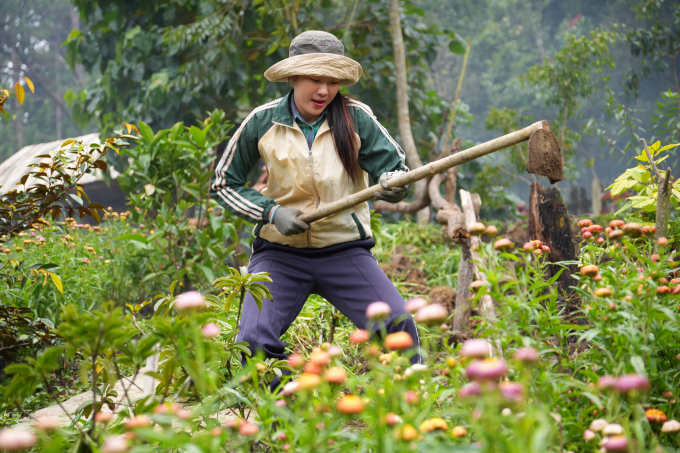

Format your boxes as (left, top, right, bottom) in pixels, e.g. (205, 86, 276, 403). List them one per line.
(210, 91, 408, 248)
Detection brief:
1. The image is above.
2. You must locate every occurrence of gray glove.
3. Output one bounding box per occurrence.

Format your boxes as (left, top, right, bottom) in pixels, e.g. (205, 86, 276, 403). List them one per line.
(271, 207, 311, 236)
(374, 173, 408, 203)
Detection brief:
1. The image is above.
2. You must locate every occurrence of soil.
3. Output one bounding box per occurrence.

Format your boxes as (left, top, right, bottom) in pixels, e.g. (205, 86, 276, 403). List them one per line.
(428, 286, 456, 313)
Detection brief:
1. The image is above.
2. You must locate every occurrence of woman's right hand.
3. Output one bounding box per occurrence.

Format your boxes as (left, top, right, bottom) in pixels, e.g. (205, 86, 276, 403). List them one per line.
(272, 207, 311, 236)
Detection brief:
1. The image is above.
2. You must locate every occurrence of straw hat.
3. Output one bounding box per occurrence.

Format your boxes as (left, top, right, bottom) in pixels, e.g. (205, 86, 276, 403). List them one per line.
(264, 30, 363, 87)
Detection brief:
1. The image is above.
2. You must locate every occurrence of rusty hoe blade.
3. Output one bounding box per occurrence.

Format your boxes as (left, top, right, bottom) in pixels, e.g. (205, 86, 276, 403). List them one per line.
(526, 125, 563, 184)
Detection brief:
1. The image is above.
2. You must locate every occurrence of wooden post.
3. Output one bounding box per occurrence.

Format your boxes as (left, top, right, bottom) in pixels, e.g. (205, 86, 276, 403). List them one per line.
(460, 190, 497, 323)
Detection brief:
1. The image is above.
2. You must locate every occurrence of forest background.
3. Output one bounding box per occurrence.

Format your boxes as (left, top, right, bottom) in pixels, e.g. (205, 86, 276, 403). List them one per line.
(1, 0, 678, 217)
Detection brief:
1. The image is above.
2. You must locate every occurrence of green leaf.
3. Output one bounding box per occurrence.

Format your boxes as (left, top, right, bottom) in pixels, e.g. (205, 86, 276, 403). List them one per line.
(4, 364, 33, 375)
(197, 265, 215, 285)
(189, 125, 206, 148)
(114, 233, 148, 243)
(656, 143, 679, 154)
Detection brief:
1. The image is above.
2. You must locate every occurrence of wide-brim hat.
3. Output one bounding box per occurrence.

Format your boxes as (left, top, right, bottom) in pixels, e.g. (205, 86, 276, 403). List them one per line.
(264, 30, 363, 87)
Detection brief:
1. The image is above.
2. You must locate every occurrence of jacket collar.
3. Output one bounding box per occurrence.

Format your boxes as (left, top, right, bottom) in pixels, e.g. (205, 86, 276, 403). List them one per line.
(272, 90, 296, 127)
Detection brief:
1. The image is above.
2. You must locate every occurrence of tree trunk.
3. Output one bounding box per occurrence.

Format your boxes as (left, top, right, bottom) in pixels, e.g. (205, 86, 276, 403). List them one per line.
(452, 245, 472, 333)
(388, 0, 429, 223)
(656, 167, 672, 238)
(12, 47, 24, 148)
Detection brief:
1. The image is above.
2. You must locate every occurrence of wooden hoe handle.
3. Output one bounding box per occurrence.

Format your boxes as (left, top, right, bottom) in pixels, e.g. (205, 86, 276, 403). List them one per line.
(297, 120, 551, 225)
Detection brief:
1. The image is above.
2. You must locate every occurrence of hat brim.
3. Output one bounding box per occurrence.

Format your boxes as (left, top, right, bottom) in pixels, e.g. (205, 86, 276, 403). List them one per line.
(264, 53, 363, 87)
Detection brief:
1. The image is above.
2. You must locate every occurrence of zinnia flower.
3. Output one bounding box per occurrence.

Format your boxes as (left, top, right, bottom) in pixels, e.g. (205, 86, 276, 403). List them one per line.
(645, 408, 667, 424)
(384, 331, 414, 350)
(349, 329, 371, 344)
(603, 435, 627, 452)
(405, 297, 428, 313)
(415, 303, 448, 326)
(615, 374, 650, 393)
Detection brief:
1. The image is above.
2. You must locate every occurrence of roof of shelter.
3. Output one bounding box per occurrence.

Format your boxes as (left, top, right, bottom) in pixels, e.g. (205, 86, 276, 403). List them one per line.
(0, 133, 119, 194)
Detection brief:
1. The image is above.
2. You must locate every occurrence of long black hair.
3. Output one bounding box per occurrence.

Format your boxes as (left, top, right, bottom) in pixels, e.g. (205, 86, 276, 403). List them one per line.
(326, 94, 359, 185)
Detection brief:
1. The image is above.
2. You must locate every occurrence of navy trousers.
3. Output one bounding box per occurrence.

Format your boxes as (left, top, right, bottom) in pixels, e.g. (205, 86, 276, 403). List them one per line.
(236, 237, 420, 362)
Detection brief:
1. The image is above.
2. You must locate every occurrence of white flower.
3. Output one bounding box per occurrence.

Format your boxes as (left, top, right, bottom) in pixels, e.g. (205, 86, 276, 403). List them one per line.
(589, 418, 608, 432)
(602, 423, 623, 436)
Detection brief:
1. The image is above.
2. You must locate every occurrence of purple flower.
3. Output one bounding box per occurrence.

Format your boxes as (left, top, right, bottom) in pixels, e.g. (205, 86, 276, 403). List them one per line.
(615, 374, 650, 393)
(82, 257, 90, 264)
(466, 358, 509, 381)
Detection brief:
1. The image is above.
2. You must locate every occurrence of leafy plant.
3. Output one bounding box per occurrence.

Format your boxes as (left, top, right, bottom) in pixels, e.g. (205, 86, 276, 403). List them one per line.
(607, 140, 680, 216)
(213, 266, 273, 325)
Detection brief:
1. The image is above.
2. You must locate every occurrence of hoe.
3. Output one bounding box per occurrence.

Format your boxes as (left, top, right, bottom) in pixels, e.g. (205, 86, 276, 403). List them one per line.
(297, 120, 563, 224)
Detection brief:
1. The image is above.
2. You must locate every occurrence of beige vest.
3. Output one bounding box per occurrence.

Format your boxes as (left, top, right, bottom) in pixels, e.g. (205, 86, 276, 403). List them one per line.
(258, 119, 371, 248)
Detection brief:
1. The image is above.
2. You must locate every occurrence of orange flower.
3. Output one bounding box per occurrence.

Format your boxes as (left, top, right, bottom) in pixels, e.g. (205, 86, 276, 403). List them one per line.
(451, 426, 467, 437)
(296, 373, 322, 390)
(323, 367, 347, 384)
(337, 395, 364, 414)
(493, 238, 514, 251)
(594, 288, 613, 297)
(580, 265, 599, 277)
(397, 424, 418, 441)
(646, 408, 668, 424)
(350, 329, 371, 344)
(385, 331, 413, 350)
(419, 417, 447, 433)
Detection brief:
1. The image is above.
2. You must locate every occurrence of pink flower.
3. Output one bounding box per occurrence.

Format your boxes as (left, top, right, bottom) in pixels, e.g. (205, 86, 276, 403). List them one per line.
(414, 303, 448, 326)
(499, 381, 523, 401)
(583, 429, 596, 441)
(0, 429, 37, 451)
(459, 382, 481, 398)
(465, 358, 509, 381)
(460, 339, 491, 358)
(327, 345, 342, 357)
(202, 323, 221, 338)
(603, 435, 628, 452)
(366, 301, 392, 320)
(514, 347, 539, 363)
(597, 375, 617, 390)
(615, 374, 650, 393)
(174, 291, 206, 311)
(33, 415, 60, 431)
(102, 435, 128, 453)
(405, 297, 428, 314)
(82, 257, 90, 264)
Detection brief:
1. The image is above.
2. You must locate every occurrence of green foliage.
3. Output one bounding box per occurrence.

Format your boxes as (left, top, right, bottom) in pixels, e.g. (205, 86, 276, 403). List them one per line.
(0, 305, 58, 364)
(213, 266, 273, 323)
(115, 110, 250, 294)
(607, 140, 680, 215)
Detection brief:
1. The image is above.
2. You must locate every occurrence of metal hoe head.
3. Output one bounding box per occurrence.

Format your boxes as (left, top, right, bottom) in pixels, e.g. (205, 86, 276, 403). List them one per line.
(526, 123, 564, 184)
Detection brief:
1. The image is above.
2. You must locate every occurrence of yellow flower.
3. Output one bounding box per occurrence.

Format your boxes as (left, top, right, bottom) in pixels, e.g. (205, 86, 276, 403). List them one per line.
(419, 418, 448, 433)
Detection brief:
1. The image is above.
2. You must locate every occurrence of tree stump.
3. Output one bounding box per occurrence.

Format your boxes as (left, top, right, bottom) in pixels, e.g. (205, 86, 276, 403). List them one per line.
(528, 182, 578, 297)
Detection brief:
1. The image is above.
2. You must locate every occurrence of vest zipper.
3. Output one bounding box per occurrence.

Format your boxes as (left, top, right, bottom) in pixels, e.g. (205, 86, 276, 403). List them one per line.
(307, 148, 321, 247)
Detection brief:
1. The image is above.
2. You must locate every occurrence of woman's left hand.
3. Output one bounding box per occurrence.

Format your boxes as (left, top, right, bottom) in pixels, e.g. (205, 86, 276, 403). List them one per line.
(374, 173, 408, 203)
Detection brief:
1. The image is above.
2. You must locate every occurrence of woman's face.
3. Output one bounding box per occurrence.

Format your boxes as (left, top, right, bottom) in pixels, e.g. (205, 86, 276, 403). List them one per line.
(290, 75, 340, 123)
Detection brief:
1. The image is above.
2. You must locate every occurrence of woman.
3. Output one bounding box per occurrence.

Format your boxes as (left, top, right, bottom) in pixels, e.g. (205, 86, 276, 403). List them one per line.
(210, 30, 420, 370)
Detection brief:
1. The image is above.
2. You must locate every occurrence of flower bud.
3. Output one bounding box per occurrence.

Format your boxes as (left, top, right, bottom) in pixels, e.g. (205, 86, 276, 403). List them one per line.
(583, 429, 596, 441)
(594, 287, 613, 297)
(658, 237, 668, 246)
(324, 367, 347, 384)
(415, 303, 448, 326)
(615, 373, 650, 393)
(622, 223, 642, 237)
(102, 435, 128, 453)
(580, 265, 599, 277)
(419, 417, 447, 433)
(452, 426, 467, 437)
(603, 435, 627, 452)
(405, 297, 427, 314)
(590, 418, 608, 432)
(366, 301, 392, 321)
(385, 413, 402, 425)
(459, 382, 481, 398)
(485, 225, 499, 236)
(494, 238, 514, 251)
(662, 419, 680, 434)
(287, 353, 305, 369)
(603, 423, 623, 436)
(468, 222, 486, 236)
(514, 347, 539, 363)
(578, 219, 593, 228)
(609, 220, 624, 228)
(499, 381, 523, 401)
(350, 329, 371, 344)
(33, 416, 60, 432)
